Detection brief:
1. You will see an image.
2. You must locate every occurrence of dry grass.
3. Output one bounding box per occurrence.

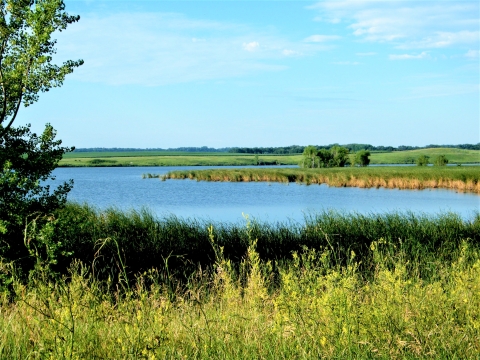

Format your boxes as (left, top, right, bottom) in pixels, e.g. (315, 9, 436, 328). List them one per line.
(161, 167, 480, 193)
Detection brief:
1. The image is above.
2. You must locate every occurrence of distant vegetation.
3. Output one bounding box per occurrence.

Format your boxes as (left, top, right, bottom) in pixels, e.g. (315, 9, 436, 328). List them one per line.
(162, 167, 480, 193)
(227, 143, 480, 154)
(73, 143, 480, 154)
(60, 148, 480, 167)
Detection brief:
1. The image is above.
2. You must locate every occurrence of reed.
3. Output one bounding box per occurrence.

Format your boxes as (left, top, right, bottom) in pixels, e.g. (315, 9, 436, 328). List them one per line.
(21, 203, 477, 285)
(162, 166, 480, 193)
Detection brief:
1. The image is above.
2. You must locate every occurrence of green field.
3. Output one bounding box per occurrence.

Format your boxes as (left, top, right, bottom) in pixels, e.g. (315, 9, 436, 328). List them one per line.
(59, 148, 480, 167)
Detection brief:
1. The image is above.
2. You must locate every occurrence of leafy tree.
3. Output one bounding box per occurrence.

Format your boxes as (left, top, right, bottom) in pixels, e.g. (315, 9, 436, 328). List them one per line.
(0, 124, 73, 261)
(434, 155, 448, 166)
(330, 145, 349, 167)
(354, 150, 371, 167)
(0, 0, 82, 269)
(416, 155, 430, 166)
(317, 149, 332, 168)
(302, 145, 318, 168)
(0, 0, 83, 136)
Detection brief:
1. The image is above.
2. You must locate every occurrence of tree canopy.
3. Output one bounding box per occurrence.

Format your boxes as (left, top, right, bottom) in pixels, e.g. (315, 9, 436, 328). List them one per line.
(0, 0, 83, 137)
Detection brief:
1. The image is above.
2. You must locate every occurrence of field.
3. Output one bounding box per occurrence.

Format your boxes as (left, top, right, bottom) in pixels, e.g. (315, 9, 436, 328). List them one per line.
(161, 166, 480, 193)
(58, 148, 480, 167)
(1, 206, 479, 358)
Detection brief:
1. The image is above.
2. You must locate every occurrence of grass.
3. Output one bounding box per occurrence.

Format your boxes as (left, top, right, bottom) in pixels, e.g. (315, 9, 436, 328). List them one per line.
(18, 204, 480, 283)
(1, 210, 479, 358)
(59, 154, 299, 167)
(59, 148, 480, 167)
(162, 166, 480, 193)
(372, 148, 480, 164)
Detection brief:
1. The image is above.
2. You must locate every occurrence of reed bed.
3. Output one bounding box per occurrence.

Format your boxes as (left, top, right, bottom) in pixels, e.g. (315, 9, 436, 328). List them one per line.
(1, 230, 479, 359)
(14, 203, 476, 285)
(161, 167, 480, 193)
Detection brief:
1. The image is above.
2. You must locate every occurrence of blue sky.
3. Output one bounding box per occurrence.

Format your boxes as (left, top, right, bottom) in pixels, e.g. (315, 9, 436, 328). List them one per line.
(18, 0, 479, 148)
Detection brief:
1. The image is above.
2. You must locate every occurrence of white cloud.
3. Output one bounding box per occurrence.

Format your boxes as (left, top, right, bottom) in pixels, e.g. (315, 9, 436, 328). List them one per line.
(303, 34, 341, 42)
(310, 1, 479, 49)
(243, 41, 260, 52)
(53, 12, 324, 86)
(282, 49, 300, 56)
(389, 51, 429, 60)
(465, 49, 479, 58)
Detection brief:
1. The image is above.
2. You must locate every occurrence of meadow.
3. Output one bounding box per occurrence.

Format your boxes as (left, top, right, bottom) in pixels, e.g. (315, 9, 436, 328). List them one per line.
(58, 148, 480, 167)
(0, 205, 479, 358)
(160, 166, 480, 193)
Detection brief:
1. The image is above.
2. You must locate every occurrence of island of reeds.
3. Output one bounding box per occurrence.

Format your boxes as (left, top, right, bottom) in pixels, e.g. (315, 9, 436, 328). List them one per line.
(153, 166, 480, 193)
(1, 204, 479, 358)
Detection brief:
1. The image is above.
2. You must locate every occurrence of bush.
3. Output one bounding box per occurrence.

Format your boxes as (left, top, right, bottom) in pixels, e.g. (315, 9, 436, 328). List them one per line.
(416, 155, 430, 166)
(434, 155, 449, 166)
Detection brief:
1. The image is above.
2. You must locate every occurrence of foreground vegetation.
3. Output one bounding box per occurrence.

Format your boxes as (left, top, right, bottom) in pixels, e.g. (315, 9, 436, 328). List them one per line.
(59, 148, 480, 167)
(1, 206, 479, 358)
(161, 166, 480, 193)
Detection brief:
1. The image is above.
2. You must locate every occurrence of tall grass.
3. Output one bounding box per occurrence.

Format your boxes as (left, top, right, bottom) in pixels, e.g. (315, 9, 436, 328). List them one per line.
(162, 166, 480, 193)
(1, 226, 479, 358)
(26, 204, 477, 285)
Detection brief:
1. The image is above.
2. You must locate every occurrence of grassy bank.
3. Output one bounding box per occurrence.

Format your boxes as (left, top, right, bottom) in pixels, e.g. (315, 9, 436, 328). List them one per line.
(161, 166, 480, 193)
(58, 148, 480, 167)
(1, 206, 479, 358)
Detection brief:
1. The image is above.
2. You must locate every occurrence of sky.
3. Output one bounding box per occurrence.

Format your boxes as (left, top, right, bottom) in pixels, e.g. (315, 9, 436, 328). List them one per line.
(17, 0, 480, 148)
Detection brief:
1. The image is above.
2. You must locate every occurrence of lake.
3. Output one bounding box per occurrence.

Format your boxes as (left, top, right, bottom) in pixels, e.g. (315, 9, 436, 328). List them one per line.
(50, 166, 480, 223)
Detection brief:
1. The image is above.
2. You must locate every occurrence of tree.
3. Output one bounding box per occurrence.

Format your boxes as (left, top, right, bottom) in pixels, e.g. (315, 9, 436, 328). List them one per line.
(434, 155, 448, 166)
(0, 1, 82, 266)
(0, 0, 83, 136)
(0, 124, 73, 258)
(330, 145, 349, 167)
(302, 145, 318, 168)
(317, 149, 332, 168)
(416, 155, 429, 166)
(354, 150, 371, 167)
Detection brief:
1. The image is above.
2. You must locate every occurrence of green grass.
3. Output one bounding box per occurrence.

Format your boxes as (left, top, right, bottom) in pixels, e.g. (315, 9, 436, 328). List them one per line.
(1, 207, 479, 358)
(59, 148, 480, 167)
(59, 153, 300, 167)
(163, 166, 480, 193)
(372, 148, 480, 164)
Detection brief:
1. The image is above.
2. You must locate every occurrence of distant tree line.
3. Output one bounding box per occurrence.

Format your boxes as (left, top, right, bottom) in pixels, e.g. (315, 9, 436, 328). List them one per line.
(73, 146, 230, 153)
(229, 143, 480, 154)
(74, 143, 480, 153)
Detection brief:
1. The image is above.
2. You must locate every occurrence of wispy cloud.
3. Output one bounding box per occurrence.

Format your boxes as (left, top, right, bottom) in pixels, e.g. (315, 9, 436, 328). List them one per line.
(243, 41, 260, 52)
(310, 1, 479, 50)
(465, 49, 479, 58)
(54, 12, 325, 86)
(389, 51, 429, 60)
(303, 34, 341, 42)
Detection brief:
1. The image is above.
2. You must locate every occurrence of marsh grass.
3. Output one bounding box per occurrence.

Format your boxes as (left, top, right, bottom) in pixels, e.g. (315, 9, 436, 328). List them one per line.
(162, 166, 480, 193)
(1, 227, 479, 359)
(36, 204, 479, 286)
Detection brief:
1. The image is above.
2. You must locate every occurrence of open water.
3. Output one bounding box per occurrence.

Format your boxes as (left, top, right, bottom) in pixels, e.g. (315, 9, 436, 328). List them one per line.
(50, 166, 480, 223)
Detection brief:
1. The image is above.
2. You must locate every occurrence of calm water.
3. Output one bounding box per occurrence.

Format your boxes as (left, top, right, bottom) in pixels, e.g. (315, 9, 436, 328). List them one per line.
(49, 166, 480, 223)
